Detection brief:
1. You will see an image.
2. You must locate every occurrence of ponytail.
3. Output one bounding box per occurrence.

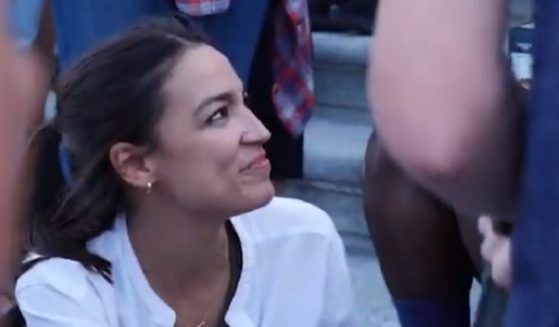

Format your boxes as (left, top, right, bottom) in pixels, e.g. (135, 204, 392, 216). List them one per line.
(26, 123, 114, 282)
(28, 123, 65, 230)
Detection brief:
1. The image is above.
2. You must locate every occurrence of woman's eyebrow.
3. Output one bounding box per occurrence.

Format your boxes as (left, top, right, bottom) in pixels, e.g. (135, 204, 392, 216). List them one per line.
(194, 92, 234, 116)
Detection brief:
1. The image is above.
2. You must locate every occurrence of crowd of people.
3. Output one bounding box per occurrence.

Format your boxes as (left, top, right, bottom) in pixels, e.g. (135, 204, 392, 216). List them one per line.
(0, 0, 554, 326)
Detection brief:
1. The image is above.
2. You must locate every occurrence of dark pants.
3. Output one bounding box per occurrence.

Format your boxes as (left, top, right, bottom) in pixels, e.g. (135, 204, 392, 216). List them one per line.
(506, 0, 559, 325)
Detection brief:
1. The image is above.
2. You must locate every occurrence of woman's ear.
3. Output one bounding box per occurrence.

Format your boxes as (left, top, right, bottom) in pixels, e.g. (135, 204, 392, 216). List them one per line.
(109, 142, 156, 189)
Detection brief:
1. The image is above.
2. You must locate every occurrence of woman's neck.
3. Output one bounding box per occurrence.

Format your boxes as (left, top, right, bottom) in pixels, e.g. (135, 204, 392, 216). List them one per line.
(126, 199, 230, 295)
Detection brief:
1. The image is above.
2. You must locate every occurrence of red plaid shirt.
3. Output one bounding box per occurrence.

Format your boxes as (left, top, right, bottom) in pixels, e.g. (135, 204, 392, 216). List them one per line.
(175, 0, 231, 16)
(175, 0, 314, 136)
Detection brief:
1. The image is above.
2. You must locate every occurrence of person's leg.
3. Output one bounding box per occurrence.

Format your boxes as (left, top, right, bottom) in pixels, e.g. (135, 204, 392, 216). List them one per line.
(189, 0, 271, 84)
(364, 135, 475, 327)
(50, 0, 172, 70)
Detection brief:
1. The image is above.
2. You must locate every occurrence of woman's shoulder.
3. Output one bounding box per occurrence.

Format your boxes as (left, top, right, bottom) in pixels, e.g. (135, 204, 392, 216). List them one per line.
(16, 257, 96, 300)
(233, 196, 338, 243)
(14, 222, 122, 325)
(15, 256, 116, 326)
(16, 225, 120, 297)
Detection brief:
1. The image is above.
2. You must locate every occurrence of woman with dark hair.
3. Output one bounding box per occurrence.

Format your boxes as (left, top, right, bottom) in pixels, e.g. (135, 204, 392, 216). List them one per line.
(15, 16, 355, 327)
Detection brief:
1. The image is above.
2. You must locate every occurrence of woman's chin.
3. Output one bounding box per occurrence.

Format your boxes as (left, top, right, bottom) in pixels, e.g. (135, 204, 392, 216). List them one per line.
(244, 180, 275, 210)
(224, 180, 275, 216)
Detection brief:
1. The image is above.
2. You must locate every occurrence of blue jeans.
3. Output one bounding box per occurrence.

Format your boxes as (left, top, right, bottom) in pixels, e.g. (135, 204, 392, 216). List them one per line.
(51, 0, 171, 70)
(506, 0, 559, 325)
(51, 0, 270, 83)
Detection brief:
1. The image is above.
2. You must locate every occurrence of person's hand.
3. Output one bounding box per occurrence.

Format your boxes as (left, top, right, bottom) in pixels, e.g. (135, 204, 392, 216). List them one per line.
(478, 215, 512, 290)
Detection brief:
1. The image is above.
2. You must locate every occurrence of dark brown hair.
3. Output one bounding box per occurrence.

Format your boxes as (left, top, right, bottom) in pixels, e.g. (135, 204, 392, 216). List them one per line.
(26, 14, 207, 279)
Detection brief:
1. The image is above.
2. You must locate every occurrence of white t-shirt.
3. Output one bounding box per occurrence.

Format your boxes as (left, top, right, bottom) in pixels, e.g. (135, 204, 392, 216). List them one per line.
(16, 197, 356, 327)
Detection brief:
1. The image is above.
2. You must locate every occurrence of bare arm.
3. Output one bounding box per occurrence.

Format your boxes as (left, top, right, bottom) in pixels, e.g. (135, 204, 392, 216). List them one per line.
(368, 0, 522, 219)
(0, 1, 49, 315)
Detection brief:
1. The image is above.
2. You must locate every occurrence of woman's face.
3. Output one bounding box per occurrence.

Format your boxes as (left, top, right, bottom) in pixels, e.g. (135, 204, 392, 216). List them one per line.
(149, 45, 274, 216)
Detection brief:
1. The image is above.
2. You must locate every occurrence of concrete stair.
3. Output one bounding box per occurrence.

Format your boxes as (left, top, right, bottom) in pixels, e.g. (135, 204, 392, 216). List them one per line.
(304, 32, 373, 186)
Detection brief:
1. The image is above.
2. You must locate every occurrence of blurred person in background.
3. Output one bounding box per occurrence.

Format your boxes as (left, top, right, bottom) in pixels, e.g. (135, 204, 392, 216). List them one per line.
(0, 0, 49, 321)
(364, 0, 524, 326)
(501, 0, 559, 324)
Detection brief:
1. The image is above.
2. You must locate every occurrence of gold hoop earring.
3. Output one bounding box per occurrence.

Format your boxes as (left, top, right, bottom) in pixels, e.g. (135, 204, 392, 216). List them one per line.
(146, 182, 153, 195)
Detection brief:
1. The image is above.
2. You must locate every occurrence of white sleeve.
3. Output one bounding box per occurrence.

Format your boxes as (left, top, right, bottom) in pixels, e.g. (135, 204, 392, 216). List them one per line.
(320, 230, 357, 326)
(15, 260, 110, 327)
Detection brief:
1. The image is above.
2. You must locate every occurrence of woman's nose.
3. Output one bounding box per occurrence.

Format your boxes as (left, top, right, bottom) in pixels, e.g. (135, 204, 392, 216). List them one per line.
(240, 108, 271, 144)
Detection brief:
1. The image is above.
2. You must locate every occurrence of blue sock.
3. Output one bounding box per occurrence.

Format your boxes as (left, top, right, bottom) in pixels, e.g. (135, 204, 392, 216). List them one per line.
(393, 297, 470, 327)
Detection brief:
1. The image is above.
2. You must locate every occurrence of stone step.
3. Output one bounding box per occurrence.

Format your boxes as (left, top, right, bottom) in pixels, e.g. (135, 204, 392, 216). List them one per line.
(313, 32, 370, 111)
(303, 105, 373, 185)
(306, 32, 372, 185)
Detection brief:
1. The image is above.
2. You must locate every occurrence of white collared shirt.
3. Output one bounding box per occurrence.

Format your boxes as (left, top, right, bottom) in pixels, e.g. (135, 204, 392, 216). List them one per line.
(16, 197, 356, 326)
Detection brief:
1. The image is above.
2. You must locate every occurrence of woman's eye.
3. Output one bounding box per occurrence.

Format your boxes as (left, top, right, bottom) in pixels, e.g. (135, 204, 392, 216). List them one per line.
(206, 107, 229, 124)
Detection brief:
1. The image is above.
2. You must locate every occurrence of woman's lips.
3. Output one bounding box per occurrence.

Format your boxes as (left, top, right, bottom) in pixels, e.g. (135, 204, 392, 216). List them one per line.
(241, 152, 271, 172)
